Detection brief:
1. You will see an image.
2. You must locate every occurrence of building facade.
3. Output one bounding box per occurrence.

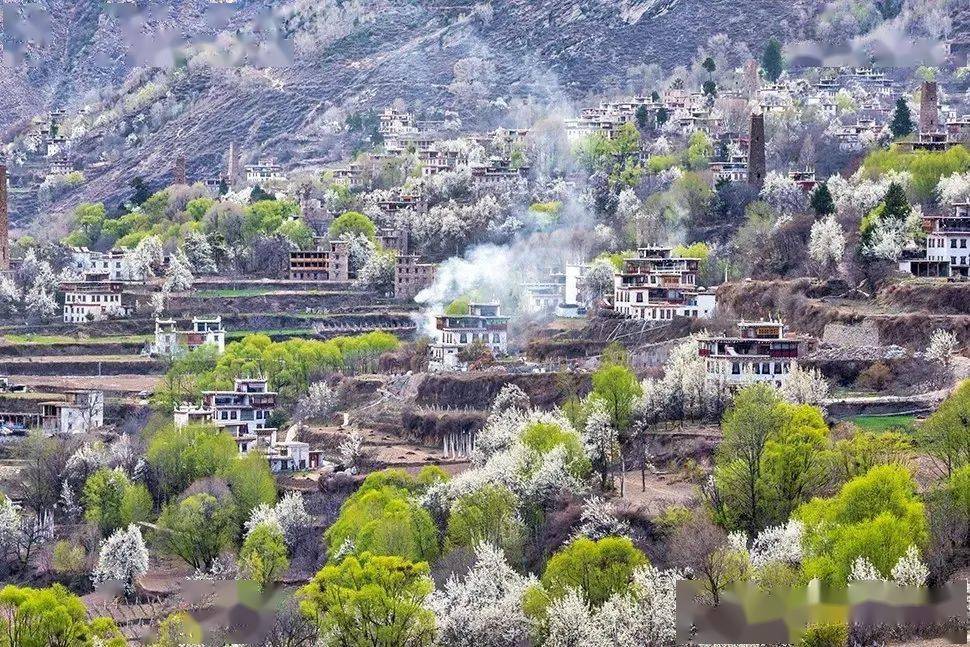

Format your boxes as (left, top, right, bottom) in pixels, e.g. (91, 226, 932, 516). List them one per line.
(394, 254, 437, 300)
(430, 303, 509, 370)
(150, 316, 226, 357)
(62, 281, 132, 323)
(613, 247, 716, 321)
(41, 390, 104, 434)
(924, 201, 970, 277)
(289, 239, 350, 281)
(698, 321, 811, 388)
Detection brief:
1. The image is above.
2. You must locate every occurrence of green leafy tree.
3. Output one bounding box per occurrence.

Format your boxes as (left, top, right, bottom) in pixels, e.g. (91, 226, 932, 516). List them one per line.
(860, 145, 970, 201)
(82, 469, 152, 537)
(155, 493, 238, 570)
(444, 485, 525, 563)
(329, 211, 377, 242)
(0, 584, 125, 647)
(890, 97, 915, 138)
(702, 80, 718, 98)
(759, 404, 834, 526)
(520, 421, 591, 479)
(761, 37, 783, 82)
(656, 106, 669, 127)
(702, 56, 716, 76)
(299, 553, 435, 647)
(810, 183, 835, 216)
(833, 430, 911, 481)
(324, 485, 439, 562)
(590, 363, 642, 433)
(919, 380, 970, 476)
(714, 384, 787, 537)
(145, 424, 237, 502)
(222, 453, 277, 532)
(240, 523, 289, 590)
(797, 464, 928, 584)
(540, 536, 648, 606)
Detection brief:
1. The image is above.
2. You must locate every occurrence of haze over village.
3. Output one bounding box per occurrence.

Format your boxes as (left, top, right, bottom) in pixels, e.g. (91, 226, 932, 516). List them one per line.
(0, 0, 968, 645)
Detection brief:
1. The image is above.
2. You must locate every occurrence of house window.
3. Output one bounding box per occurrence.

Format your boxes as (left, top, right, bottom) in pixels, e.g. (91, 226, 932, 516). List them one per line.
(732, 363, 740, 375)
(493, 333, 500, 343)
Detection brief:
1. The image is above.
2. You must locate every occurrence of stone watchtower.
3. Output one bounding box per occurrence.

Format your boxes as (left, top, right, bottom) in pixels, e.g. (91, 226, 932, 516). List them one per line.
(919, 80, 939, 134)
(0, 164, 8, 272)
(747, 112, 766, 191)
(173, 155, 187, 185)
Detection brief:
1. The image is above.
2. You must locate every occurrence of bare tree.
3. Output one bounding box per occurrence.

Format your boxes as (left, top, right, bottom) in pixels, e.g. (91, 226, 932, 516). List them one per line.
(669, 515, 740, 606)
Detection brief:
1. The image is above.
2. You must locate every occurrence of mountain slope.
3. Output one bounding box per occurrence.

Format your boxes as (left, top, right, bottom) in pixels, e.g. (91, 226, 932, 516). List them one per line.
(3, 0, 819, 231)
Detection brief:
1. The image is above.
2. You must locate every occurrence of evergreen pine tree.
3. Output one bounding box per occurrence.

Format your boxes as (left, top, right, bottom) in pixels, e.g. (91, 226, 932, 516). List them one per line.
(761, 38, 783, 82)
(881, 182, 911, 222)
(810, 182, 836, 216)
(890, 97, 914, 138)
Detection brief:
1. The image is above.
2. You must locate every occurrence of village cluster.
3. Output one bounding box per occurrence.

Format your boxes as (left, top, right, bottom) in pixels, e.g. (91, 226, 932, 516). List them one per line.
(0, 18, 967, 646)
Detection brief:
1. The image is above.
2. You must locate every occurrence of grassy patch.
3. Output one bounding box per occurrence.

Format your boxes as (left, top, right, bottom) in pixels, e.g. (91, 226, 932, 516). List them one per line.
(852, 414, 917, 434)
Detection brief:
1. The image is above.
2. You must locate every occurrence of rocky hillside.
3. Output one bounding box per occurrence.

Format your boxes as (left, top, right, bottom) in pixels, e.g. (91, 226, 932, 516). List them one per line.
(1, 0, 824, 232)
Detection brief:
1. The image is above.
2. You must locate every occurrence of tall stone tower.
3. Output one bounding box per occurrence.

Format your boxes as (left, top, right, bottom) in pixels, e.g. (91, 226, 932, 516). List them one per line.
(748, 112, 766, 191)
(0, 164, 8, 272)
(227, 143, 240, 188)
(173, 154, 187, 185)
(919, 80, 939, 133)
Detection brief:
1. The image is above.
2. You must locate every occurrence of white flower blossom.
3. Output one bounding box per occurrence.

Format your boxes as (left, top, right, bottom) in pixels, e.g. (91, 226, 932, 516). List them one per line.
(429, 542, 536, 647)
(925, 329, 958, 367)
(163, 250, 194, 292)
(338, 430, 365, 469)
(748, 519, 803, 569)
(808, 215, 845, 271)
(936, 171, 970, 206)
(93, 525, 149, 596)
(890, 545, 929, 586)
(778, 365, 829, 405)
(848, 556, 884, 582)
(573, 496, 630, 540)
(245, 492, 312, 549)
(545, 589, 606, 647)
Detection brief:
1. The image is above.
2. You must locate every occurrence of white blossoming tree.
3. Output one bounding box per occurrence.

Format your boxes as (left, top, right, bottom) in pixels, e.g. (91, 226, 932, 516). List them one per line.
(126, 235, 164, 279)
(355, 248, 396, 294)
(595, 564, 684, 646)
(163, 250, 194, 292)
(583, 406, 619, 490)
(890, 545, 929, 586)
(490, 383, 530, 416)
(338, 430, 366, 470)
(23, 283, 57, 321)
(296, 381, 337, 421)
(580, 259, 616, 306)
(778, 365, 829, 406)
(573, 496, 631, 540)
(925, 328, 958, 370)
(544, 589, 604, 647)
(244, 492, 312, 550)
(429, 542, 536, 647)
(808, 215, 845, 275)
(93, 525, 149, 597)
(760, 171, 807, 215)
(937, 171, 970, 206)
(0, 497, 22, 564)
(183, 231, 217, 274)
